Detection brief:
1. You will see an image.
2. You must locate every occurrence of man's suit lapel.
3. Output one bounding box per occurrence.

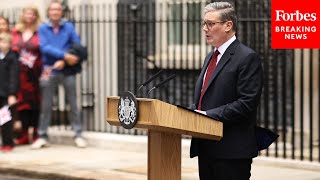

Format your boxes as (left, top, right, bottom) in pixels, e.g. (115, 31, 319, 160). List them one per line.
(201, 39, 240, 95)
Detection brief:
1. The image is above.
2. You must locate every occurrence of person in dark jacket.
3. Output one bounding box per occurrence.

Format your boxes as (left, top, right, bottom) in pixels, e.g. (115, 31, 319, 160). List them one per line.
(190, 2, 263, 180)
(0, 32, 20, 152)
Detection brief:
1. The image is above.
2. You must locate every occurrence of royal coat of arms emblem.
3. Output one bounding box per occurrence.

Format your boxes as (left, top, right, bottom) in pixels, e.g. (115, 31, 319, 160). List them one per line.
(118, 91, 138, 129)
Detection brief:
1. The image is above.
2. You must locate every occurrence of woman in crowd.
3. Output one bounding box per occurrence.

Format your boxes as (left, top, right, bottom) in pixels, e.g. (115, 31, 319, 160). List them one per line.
(11, 5, 42, 145)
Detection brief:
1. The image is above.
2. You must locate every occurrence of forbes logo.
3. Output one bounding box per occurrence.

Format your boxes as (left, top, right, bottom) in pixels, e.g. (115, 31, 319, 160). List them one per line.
(275, 10, 317, 21)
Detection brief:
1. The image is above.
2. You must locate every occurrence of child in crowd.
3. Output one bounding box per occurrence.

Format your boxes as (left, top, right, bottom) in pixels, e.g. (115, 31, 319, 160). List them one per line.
(0, 32, 19, 152)
(0, 15, 20, 143)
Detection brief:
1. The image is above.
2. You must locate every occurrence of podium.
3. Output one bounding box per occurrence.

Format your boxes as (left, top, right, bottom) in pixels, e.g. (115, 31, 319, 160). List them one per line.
(106, 96, 223, 180)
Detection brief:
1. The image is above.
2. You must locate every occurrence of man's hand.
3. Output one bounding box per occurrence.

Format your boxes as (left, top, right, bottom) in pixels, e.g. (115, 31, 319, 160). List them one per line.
(64, 53, 79, 66)
(53, 60, 65, 70)
(8, 95, 17, 106)
(195, 110, 207, 115)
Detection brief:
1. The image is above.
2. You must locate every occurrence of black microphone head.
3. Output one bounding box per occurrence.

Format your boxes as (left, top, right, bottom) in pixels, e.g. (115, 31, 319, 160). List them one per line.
(136, 69, 164, 94)
(142, 69, 164, 86)
(146, 74, 176, 97)
(155, 74, 176, 88)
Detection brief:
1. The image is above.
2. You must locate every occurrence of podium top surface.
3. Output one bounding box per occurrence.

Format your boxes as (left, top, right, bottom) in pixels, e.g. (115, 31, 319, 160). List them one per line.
(106, 96, 223, 140)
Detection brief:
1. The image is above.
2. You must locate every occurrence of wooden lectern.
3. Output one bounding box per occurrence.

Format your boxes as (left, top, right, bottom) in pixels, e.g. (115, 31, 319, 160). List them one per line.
(106, 96, 223, 180)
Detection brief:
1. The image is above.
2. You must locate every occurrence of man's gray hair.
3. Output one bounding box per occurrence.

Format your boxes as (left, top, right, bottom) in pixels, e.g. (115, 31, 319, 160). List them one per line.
(204, 2, 237, 32)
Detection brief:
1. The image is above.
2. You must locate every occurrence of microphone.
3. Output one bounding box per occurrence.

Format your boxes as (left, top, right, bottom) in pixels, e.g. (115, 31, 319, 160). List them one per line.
(136, 69, 164, 93)
(147, 74, 176, 96)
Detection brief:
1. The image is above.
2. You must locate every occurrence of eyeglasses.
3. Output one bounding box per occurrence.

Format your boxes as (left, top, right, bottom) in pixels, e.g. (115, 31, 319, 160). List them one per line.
(49, 7, 63, 11)
(201, 20, 226, 29)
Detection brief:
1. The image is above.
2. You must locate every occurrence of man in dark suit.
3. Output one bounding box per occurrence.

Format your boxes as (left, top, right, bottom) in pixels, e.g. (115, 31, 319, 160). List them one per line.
(190, 2, 264, 180)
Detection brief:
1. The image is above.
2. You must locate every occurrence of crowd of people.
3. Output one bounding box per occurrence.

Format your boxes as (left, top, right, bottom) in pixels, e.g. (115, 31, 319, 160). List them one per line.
(0, 0, 87, 152)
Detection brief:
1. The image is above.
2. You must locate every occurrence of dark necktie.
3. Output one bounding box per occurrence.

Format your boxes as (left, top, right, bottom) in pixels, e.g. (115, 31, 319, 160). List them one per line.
(198, 50, 220, 110)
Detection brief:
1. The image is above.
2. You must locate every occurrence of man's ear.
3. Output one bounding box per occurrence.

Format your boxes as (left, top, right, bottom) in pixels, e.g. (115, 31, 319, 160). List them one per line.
(225, 21, 233, 32)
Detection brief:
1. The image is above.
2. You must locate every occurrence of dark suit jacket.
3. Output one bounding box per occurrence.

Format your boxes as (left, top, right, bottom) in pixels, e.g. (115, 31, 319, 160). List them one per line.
(190, 39, 263, 159)
(0, 50, 19, 98)
(63, 43, 88, 76)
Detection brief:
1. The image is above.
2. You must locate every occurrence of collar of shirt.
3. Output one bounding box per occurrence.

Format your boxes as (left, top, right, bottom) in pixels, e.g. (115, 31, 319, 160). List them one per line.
(46, 18, 67, 28)
(215, 35, 236, 65)
(0, 52, 5, 59)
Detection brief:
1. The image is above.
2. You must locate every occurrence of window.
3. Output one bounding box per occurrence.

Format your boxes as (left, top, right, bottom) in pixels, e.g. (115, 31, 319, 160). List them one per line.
(149, 0, 211, 70)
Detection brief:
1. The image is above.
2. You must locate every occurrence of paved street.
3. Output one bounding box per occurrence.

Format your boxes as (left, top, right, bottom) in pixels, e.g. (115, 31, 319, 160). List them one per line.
(0, 129, 319, 180)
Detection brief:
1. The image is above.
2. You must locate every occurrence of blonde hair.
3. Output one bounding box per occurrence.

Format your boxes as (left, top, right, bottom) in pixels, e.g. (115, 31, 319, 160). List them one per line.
(0, 32, 12, 42)
(15, 5, 42, 32)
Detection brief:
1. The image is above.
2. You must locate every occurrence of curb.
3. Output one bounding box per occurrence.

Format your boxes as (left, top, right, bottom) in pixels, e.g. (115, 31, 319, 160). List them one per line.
(0, 167, 94, 180)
